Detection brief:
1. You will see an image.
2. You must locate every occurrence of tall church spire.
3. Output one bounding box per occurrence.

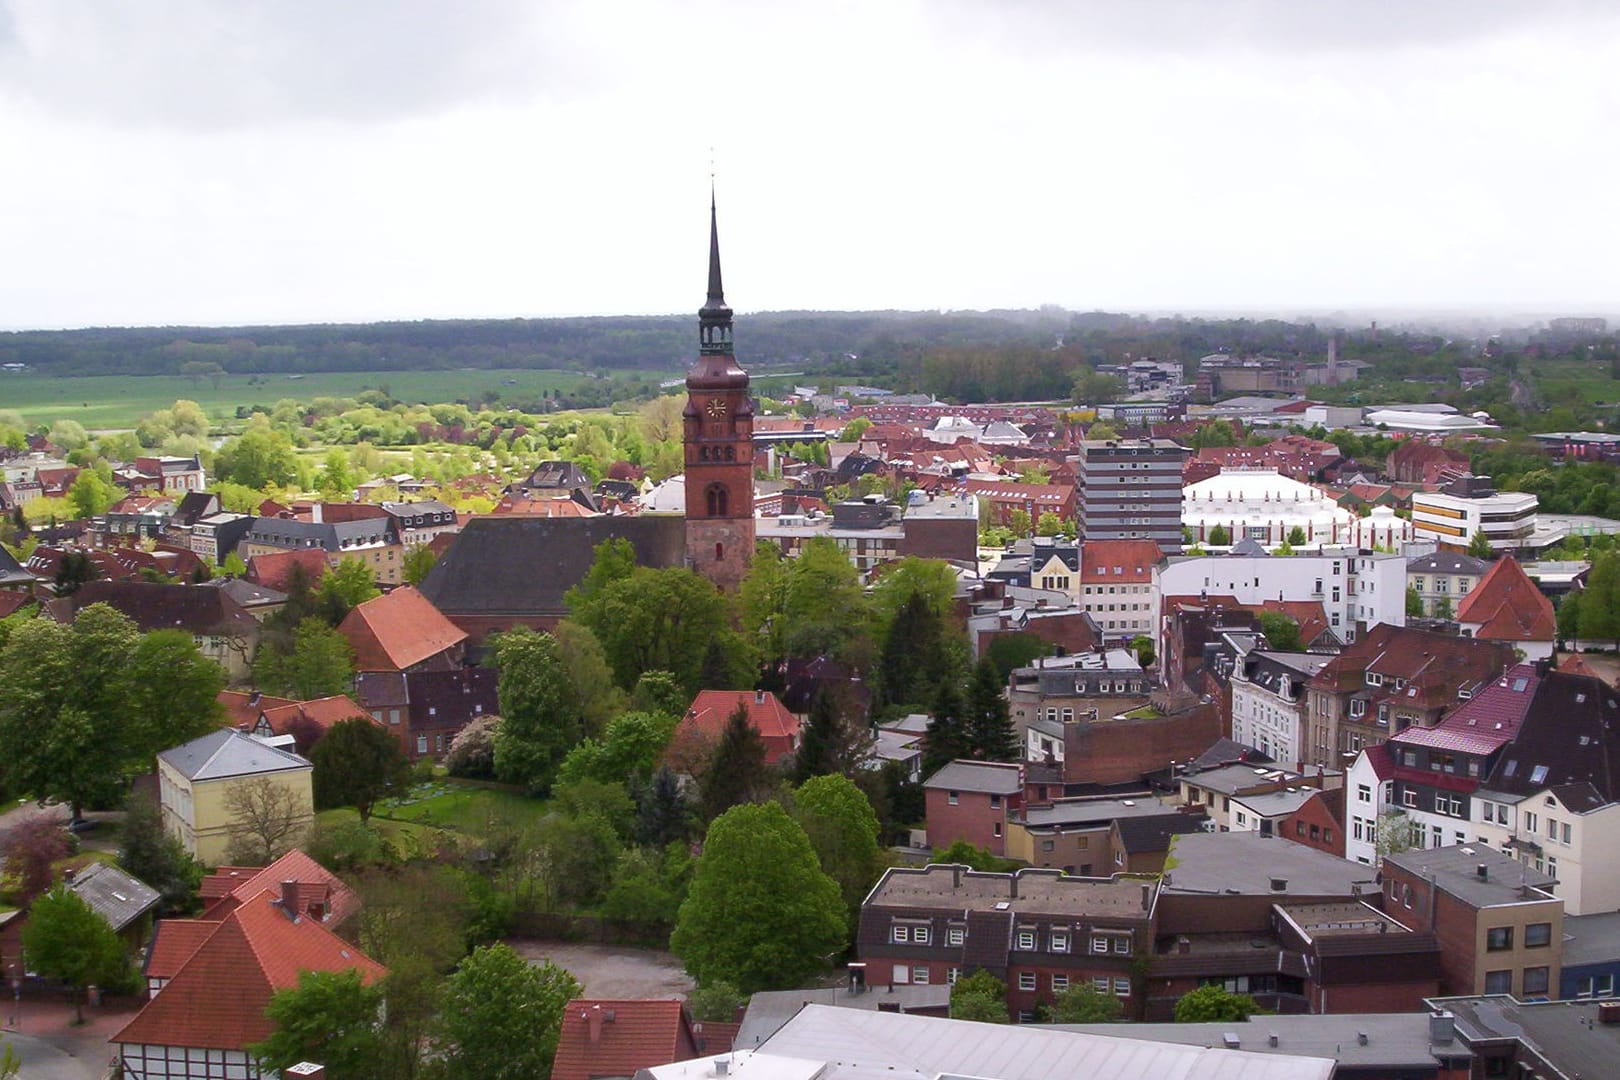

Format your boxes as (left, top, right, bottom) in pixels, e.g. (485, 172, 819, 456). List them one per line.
(698, 190, 733, 356)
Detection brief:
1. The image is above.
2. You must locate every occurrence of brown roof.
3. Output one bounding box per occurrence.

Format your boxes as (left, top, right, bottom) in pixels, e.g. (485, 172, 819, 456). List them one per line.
(551, 1000, 699, 1080)
(244, 548, 329, 592)
(45, 580, 258, 635)
(112, 888, 384, 1052)
(1079, 540, 1161, 584)
(0, 592, 34, 619)
(1457, 558, 1557, 643)
(1305, 624, 1512, 710)
(338, 586, 467, 672)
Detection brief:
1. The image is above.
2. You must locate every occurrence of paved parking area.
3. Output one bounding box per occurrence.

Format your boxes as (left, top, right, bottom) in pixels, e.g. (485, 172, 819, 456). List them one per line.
(507, 940, 694, 999)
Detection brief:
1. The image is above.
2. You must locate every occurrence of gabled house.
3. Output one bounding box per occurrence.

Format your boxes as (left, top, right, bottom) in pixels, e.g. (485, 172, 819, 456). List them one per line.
(355, 667, 499, 759)
(198, 849, 362, 927)
(924, 760, 1025, 855)
(1456, 557, 1557, 660)
(251, 695, 374, 755)
(1078, 538, 1162, 643)
(113, 884, 385, 1080)
(337, 585, 467, 674)
(1406, 552, 1491, 618)
(551, 1000, 705, 1080)
(66, 862, 161, 950)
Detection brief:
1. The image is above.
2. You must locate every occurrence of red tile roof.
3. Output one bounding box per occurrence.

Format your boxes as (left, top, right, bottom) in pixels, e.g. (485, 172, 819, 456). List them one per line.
(551, 999, 699, 1080)
(1456, 558, 1557, 644)
(245, 548, 329, 592)
(1079, 540, 1161, 583)
(1558, 653, 1602, 679)
(257, 695, 374, 738)
(338, 586, 467, 672)
(217, 690, 299, 733)
(200, 849, 362, 926)
(112, 888, 384, 1052)
(144, 919, 220, 980)
(679, 690, 800, 766)
(0, 592, 33, 619)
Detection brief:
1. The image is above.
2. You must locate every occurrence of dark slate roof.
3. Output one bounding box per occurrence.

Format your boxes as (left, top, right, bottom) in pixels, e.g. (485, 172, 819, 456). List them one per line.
(1407, 552, 1490, 576)
(405, 667, 498, 730)
(1482, 669, 1620, 801)
(418, 514, 688, 617)
(172, 491, 221, 527)
(245, 517, 393, 552)
(1187, 737, 1272, 772)
(1241, 651, 1330, 703)
(1114, 813, 1207, 855)
(0, 544, 34, 586)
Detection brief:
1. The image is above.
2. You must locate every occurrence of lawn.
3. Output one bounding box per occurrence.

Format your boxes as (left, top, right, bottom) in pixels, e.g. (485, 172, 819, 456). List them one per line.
(0, 369, 597, 430)
(372, 780, 551, 836)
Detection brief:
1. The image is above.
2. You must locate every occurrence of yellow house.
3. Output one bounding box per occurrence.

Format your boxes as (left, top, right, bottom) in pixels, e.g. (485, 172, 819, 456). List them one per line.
(156, 729, 314, 867)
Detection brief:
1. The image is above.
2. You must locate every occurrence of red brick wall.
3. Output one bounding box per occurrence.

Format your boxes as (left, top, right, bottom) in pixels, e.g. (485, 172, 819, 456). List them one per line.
(1320, 979, 1440, 1014)
(924, 790, 1011, 855)
(1279, 794, 1345, 858)
(1063, 706, 1222, 786)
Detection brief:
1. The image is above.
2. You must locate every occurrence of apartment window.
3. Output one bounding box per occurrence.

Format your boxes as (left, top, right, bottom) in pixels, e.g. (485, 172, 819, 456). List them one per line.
(1402, 789, 1417, 808)
(993, 822, 1002, 838)
(1018, 972, 1037, 992)
(416, 735, 428, 754)
(892, 926, 910, 943)
(947, 968, 960, 986)
(1093, 977, 1111, 992)
(948, 791, 959, 806)
(1041, 839, 1055, 853)
(1486, 927, 1514, 952)
(1523, 967, 1550, 997)
(1113, 934, 1132, 954)
(913, 967, 930, 985)
(1525, 812, 1537, 832)
(1562, 822, 1572, 845)
(1052, 974, 1070, 992)
(1522, 923, 1553, 949)
(948, 927, 965, 947)
(990, 794, 1002, 809)
(914, 926, 931, 945)
(1050, 931, 1070, 953)
(1091, 934, 1109, 954)
(892, 965, 910, 985)
(1114, 978, 1131, 997)
(1357, 784, 1371, 803)
(1017, 929, 1036, 950)
(1577, 974, 1615, 998)
(1484, 970, 1513, 995)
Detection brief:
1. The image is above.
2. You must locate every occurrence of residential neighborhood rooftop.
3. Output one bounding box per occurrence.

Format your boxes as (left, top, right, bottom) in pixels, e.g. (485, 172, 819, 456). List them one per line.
(157, 728, 311, 782)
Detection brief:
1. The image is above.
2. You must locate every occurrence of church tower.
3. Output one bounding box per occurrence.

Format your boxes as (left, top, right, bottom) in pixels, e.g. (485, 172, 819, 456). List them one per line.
(683, 195, 754, 591)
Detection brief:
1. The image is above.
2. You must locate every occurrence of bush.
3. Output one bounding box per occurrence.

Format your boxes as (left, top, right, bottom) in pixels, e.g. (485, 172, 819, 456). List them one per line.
(446, 715, 499, 779)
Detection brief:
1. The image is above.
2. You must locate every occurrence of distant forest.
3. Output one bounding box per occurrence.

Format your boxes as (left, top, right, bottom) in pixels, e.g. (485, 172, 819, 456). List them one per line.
(2, 309, 1612, 416)
(0, 308, 1346, 382)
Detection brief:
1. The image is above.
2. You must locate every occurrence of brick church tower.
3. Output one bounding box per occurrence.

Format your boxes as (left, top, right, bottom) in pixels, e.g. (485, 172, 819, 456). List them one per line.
(683, 196, 754, 591)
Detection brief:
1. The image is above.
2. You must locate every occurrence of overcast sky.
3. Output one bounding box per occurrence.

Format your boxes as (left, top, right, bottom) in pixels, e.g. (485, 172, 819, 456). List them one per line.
(2, 0, 1616, 331)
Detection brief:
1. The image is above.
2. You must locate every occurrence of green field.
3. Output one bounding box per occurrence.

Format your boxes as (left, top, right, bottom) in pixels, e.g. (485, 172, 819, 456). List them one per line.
(0, 369, 600, 429)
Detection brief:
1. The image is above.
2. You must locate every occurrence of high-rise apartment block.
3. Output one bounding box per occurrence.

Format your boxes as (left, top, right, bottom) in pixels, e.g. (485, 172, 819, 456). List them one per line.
(1076, 439, 1189, 554)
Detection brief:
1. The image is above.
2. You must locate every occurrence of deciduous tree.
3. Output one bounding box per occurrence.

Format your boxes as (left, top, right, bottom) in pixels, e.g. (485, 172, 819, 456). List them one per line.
(492, 628, 579, 795)
(1045, 983, 1124, 1023)
(438, 944, 580, 1080)
(223, 776, 309, 865)
(249, 969, 386, 1079)
(671, 802, 846, 993)
(950, 969, 1010, 1023)
(21, 885, 131, 1023)
(254, 617, 354, 700)
(1172, 984, 1259, 1022)
(0, 817, 73, 905)
(792, 774, 883, 914)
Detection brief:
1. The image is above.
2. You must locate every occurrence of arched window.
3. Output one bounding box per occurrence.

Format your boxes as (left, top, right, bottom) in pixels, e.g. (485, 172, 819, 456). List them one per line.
(699, 446, 710, 461)
(706, 484, 728, 517)
(723, 445, 735, 462)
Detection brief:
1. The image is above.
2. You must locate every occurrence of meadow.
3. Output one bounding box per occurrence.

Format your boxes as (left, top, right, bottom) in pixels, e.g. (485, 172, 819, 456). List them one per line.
(0, 368, 598, 429)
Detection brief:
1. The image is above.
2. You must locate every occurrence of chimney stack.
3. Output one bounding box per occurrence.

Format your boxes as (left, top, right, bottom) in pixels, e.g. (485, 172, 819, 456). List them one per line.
(754, 689, 765, 705)
(281, 880, 300, 918)
(586, 1004, 606, 1046)
(1476, 864, 1488, 882)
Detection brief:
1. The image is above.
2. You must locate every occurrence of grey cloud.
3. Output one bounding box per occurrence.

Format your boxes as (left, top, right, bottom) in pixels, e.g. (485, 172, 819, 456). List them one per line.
(0, 0, 599, 129)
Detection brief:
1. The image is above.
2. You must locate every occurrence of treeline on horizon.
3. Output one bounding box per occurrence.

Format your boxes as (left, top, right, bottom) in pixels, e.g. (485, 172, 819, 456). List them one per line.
(1, 308, 1611, 408)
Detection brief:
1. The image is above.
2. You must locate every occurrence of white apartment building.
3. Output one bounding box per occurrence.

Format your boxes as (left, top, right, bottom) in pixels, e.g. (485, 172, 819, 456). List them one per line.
(1230, 651, 1331, 768)
(1411, 477, 1538, 555)
(1471, 786, 1620, 917)
(1154, 547, 1407, 663)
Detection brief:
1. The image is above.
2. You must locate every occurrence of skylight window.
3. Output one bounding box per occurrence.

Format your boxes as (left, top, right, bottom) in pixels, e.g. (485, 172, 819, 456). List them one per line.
(1512, 678, 1529, 692)
(1530, 765, 1549, 785)
(1504, 760, 1519, 777)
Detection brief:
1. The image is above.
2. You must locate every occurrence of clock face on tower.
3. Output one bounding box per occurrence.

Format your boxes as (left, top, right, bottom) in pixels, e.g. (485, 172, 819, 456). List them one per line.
(705, 398, 728, 419)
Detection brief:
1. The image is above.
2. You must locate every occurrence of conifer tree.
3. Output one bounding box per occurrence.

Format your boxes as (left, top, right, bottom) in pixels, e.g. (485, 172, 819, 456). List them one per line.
(698, 704, 773, 823)
(922, 674, 971, 779)
(965, 656, 1019, 762)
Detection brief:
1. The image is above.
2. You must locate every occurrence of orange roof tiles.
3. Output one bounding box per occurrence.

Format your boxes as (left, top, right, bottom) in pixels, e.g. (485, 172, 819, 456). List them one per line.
(338, 585, 467, 672)
(144, 919, 220, 981)
(216, 690, 298, 733)
(245, 548, 329, 592)
(201, 849, 362, 926)
(1456, 558, 1556, 644)
(257, 695, 374, 738)
(112, 889, 385, 1052)
(551, 999, 699, 1080)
